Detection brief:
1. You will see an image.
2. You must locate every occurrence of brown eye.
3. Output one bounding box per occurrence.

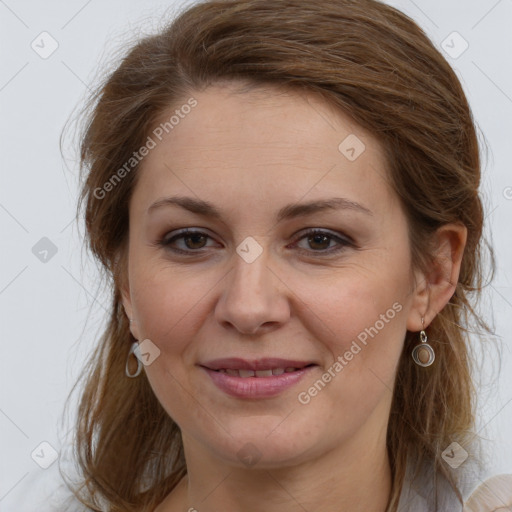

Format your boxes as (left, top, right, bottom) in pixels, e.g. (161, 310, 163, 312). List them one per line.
(181, 232, 208, 250)
(307, 233, 331, 251)
(160, 229, 216, 254)
(293, 229, 353, 255)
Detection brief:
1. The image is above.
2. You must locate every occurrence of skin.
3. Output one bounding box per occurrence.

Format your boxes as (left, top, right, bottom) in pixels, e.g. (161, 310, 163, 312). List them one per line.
(121, 82, 467, 512)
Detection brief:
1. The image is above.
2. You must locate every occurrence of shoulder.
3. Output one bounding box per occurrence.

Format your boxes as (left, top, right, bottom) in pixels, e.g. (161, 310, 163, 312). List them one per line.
(396, 450, 511, 512)
(463, 473, 512, 512)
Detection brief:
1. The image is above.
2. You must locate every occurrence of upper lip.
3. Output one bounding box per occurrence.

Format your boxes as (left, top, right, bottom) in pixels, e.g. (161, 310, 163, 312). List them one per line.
(200, 358, 316, 371)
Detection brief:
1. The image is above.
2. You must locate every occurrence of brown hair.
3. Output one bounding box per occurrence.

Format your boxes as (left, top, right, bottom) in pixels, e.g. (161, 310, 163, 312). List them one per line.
(65, 0, 494, 510)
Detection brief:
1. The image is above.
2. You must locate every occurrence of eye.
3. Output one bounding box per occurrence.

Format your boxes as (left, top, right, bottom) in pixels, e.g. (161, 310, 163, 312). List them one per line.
(290, 228, 353, 255)
(159, 229, 218, 254)
(158, 227, 354, 256)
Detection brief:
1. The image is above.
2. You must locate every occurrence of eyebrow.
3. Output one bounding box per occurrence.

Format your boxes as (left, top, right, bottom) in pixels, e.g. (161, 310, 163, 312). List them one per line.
(147, 195, 373, 221)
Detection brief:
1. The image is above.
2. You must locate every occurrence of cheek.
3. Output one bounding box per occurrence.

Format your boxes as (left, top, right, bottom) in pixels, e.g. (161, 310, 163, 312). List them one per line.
(292, 275, 407, 443)
(128, 265, 212, 424)
(295, 262, 408, 346)
(129, 259, 211, 343)
(290, 263, 411, 410)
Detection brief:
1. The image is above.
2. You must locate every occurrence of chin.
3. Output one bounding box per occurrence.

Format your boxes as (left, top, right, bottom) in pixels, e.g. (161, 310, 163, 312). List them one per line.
(196, 416, 330, 470)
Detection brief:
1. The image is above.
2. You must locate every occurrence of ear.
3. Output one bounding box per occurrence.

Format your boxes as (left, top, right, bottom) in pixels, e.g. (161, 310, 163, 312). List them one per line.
(406, 223, 467, 331)
(117, 251, 140, 340)
(120, 282, 141, 340)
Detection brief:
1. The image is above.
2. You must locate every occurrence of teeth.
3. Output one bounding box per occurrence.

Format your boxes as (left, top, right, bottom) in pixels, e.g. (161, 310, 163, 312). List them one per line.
(217, 367, 299, 377)
(255, 369, 273, 377)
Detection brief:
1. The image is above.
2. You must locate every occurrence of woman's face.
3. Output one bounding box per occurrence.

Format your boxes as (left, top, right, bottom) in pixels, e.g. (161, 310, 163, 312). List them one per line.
(122, 83, 423, 468)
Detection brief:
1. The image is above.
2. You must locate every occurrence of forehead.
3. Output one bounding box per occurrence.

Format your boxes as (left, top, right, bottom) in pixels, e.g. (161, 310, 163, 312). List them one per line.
(132, 83, 395, 216)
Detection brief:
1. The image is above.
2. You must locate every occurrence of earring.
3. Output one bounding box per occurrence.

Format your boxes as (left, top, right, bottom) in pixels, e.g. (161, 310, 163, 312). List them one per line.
(412, 318, 435, 367)
(125, 341, 143, 378)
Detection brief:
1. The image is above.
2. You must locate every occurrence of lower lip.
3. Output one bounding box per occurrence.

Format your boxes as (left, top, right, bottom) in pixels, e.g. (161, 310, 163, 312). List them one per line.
(201, 366, 316, 399)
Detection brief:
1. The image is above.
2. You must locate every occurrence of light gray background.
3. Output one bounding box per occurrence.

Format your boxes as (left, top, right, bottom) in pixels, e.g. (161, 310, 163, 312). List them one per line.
(1, 0, 511, 509)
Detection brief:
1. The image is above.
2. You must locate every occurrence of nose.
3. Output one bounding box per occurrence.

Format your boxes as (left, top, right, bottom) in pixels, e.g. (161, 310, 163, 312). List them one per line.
(214, 248, 291, 335)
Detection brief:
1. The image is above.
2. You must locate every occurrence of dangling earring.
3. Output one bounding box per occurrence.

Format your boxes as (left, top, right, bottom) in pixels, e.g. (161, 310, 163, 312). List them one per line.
(126, 341, 143, 378)
(412, 317, 435, 367)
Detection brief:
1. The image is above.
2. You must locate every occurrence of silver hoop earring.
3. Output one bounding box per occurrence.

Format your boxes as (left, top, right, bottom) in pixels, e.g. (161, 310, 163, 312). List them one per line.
(412, 318, 435, 367)
(125, 342, 143, 378)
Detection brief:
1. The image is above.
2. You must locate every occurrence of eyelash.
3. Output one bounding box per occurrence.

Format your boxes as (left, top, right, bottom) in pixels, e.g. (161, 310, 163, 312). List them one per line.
(158, 228, 354, 256)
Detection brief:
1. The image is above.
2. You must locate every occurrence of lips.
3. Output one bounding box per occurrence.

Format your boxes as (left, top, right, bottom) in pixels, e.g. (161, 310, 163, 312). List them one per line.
(216, 367, 301, 377)
(199, 358, 317, 399)
(201, 357, 314, 372)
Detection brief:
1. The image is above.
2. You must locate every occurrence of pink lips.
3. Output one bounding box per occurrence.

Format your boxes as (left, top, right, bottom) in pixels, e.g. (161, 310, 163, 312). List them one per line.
(199, 358, 317, 399)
